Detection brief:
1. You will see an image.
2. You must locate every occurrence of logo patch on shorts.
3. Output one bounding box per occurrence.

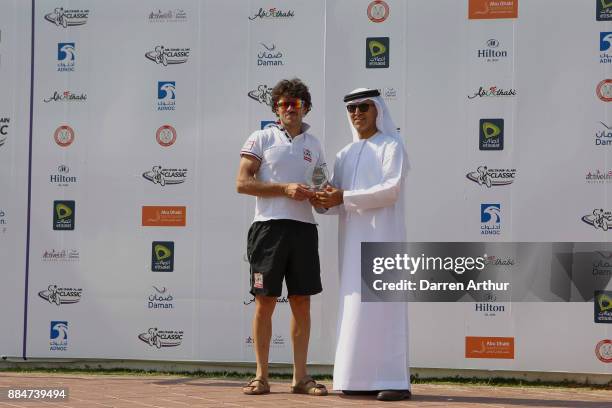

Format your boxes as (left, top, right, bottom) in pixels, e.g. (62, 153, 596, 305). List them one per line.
(253, 272, 264, 289)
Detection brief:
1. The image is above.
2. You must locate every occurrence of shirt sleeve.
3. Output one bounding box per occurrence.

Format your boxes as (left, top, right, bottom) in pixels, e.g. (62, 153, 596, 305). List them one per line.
(343, 141, 405, 212)
(240, 131, 263, 162)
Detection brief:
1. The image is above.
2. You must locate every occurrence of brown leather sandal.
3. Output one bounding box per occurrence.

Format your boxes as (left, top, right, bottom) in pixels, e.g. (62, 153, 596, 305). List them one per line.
(243, 377, 270, 395)
(290, 375, 328, 396)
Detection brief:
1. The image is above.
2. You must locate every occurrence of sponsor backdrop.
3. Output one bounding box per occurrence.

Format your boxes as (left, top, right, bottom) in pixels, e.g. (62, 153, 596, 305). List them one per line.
(0, 0, 610, 374)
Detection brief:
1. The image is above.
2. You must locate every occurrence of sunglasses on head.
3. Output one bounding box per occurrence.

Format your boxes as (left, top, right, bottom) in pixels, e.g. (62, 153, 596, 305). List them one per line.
(276, 99, 303, 110)
(346, 103, 372, 113)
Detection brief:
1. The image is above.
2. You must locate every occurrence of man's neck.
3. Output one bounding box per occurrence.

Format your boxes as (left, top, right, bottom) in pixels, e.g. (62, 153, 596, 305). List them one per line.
(284, 124, 302, 138)
(357, 128, 378, 140)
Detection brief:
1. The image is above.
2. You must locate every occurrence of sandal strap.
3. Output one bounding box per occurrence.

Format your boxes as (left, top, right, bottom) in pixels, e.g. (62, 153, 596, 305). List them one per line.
(247, 377, 269, 387)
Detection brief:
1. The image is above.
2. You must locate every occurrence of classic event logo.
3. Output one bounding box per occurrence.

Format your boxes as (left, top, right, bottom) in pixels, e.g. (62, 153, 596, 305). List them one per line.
(142, 206, 186, 227)
(586, 169, 612, 183)
(50, 321, 68, 351)
(249, 7, 295, 20)
(44, 7, 89, 27)
(142, 166, 187, 186)
(366, 37, 389, 68)
(148, 286, 174, 310)
(479, 119, 504, 150)
(477, 39, 508, 62)
(596, 79, 612, 101)
(138, 328, 184, 348)
(595, 291, 612, 323)
(53, 200, 75, 231)
(257, 43, 284, 66)
(39, 285, 82, 306)
(44, 90, 87, 103)
(468, 86, 516, 99)
(0, 117, 8, 148)
(148, 9, 187, 23)
(42, 248, 79, 262)
(248, 84, 273, 106)
(152, 241, 174, 272)
(57, 42, 75, 72)
(481, 203, 501, 236)
(582, 209, 612, 230)
(466, 166, 516, 187)
(145, 46, 190, 65)
(367, 1, 389, 23)
(597, 0, 612, 21)
(157, 81, 176, 111)
(156, 125, 177, 147)
(54, 125, 75, 147)
(595, 339, 612, 363)
(468, 0, 518, 20)
(50, 164, 77, 187)
(465, 336, 514, 359)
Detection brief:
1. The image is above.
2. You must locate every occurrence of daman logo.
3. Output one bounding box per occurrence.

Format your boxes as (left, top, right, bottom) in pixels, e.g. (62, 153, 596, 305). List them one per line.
(257, 43, 284, 67)
(142, 166, 187, 186)
(466, 166, 516, 187)
(44, 7, 89, 27)
(138, 328, 184, 348)
(145, 46, 190, 66)
(582, 209, 612, 231)
(38, 285, 82, 306)
(148, 286, 174, 310)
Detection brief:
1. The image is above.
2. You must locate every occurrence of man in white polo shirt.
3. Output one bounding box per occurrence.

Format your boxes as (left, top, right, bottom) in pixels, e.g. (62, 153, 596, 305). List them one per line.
(236, 78, 328, 397)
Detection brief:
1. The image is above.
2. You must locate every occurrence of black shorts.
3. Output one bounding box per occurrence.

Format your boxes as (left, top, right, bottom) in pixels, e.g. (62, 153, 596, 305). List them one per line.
(247, 219, 322, 297)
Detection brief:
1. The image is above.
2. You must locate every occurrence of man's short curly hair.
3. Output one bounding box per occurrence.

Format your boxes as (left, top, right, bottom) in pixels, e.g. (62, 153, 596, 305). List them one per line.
(271, 78, 312, 115)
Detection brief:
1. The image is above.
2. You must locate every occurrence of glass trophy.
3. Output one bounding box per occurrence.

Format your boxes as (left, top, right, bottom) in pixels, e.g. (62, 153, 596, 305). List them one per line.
(307, 164, 329, 192)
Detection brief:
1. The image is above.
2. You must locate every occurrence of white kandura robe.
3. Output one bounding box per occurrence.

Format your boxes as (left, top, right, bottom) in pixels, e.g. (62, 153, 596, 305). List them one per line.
(325, 132, 410, 391)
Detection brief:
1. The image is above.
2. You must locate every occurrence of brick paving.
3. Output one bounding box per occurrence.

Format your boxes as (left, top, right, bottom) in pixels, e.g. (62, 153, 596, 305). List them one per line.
(0, 373, 610, 407)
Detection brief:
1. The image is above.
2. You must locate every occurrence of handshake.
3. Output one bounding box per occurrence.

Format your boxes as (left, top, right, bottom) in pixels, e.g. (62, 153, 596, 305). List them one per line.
(283, 184, 344, 209)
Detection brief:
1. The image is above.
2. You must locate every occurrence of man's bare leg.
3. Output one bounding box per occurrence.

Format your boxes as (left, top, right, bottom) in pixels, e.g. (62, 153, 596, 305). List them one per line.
(254, 295, 277, 379)
(289, 295, 310, 384)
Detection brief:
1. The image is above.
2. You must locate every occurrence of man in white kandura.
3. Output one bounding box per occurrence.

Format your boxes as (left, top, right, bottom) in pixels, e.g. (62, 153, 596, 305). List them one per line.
(312, 88, 411, 401)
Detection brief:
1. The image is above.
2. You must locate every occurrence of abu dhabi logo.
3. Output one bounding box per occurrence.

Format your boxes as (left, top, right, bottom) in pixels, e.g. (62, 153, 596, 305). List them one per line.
(481, 203, 501, 236)
(57, 42, 75, 72)
(148, 9, 187, 23)
(44, 7, 89, 27)
(148, 286, 174, 310)
(468, 0, 518, 20)
(478, 39, 508, 62)
(138, 328, 184, 348)
(601, 32, 612, 63)
(466, 166, 516, 187)
(468, 86, 516, 99)
(50, 321, 68, 351)
(249, 7, 295, 20)
(42, 248, 79, 262)
(157, 81, 176, 111)
(44, 90, 87, 103)
(142, 166, 187, 186)
(596, 79, 612, 101)
(248, 84, 273, 106)
(145, 46, 190, 66)
(367, 1, 389, 23)
(257, 43, 284, 67)
(0, 117, 8, 148)
(597, 0, 612, 21)
(595, 121, 612, 146)
(39, 285, 82, 306)
(582, 209, 612, 230)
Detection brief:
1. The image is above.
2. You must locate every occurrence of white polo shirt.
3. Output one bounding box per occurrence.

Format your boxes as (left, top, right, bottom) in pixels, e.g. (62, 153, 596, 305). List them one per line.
(240, 123, 326, 224)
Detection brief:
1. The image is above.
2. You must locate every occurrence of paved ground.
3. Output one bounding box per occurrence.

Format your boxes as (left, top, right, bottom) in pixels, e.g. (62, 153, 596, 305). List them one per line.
(0, 373, 610, 407)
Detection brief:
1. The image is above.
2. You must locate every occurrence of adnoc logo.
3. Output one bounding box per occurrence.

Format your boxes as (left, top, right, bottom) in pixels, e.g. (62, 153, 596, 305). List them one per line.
(44, 7, 89, 27)
(481, 204, 501, 236)
(367, 1, 389, 23)
(57, 42, 75, 72)
(50, 321, 68, 351)
(157, 81, 176, 111)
